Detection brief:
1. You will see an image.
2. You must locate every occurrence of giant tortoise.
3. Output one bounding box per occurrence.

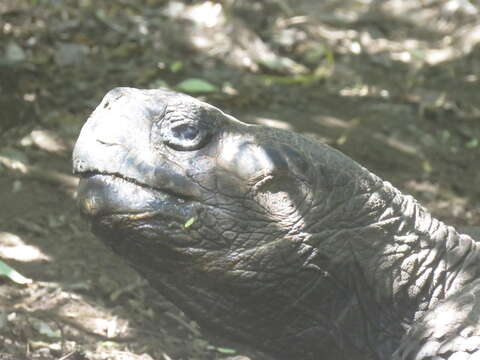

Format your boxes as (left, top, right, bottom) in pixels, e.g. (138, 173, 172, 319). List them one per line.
(73, 88, 480, 360)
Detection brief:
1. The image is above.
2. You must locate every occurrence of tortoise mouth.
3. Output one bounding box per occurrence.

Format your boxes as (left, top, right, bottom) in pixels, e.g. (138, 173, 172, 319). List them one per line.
(76, 173, 191, 219)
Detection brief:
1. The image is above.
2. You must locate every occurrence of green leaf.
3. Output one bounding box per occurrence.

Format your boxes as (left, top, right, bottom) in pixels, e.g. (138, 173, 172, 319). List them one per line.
(216, 347, 237, 354)
(466, 138, 479, 148)
(176, 78, 217, 93)
(169, 61, 183, 73)
(0, 260, 32, 285)
(184, 217, 197, 228)
(5, 41, 26, 63)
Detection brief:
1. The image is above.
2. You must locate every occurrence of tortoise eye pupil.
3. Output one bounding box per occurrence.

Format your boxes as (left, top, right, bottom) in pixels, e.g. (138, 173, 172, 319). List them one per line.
(172, 124, 199, 141)
(162, 121, 210, 151)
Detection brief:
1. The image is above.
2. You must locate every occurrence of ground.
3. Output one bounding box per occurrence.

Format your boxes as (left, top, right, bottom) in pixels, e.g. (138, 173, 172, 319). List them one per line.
(0, 1, 479, 359)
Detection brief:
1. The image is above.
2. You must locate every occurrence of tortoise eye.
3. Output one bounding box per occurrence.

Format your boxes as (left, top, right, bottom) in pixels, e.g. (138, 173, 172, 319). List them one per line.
(163, 121, 210, 151)
(172, 124, 200, 142)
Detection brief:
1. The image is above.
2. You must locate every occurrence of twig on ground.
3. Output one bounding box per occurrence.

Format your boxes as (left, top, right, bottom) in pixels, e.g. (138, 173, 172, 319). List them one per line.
(0, 156, 79, 191)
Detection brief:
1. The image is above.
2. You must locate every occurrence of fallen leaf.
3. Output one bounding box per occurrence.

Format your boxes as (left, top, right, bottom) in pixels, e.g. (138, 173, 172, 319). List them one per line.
(0, 260, 32, 285)
(5, 41, 26, 63)
(184, 217, 197, 228)
(176, 78, 217, 93)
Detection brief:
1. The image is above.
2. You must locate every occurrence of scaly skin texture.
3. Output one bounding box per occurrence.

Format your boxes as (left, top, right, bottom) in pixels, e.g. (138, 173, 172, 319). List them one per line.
(73, 88, 480, 360)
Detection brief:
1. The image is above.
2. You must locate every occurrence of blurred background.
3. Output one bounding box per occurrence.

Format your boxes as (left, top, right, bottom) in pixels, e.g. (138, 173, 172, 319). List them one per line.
(0, 1, 479, 359)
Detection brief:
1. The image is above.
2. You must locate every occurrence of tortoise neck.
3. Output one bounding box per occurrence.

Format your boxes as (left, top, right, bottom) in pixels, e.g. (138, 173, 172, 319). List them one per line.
(307, 179, 479, 324)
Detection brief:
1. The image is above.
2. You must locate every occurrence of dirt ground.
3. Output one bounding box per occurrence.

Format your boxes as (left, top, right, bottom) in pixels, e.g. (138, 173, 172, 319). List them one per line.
(1, 1, 479, 359)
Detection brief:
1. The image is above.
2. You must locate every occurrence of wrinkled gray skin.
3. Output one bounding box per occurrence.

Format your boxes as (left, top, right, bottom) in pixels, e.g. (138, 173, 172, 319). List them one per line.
(73, 88, 480, 360)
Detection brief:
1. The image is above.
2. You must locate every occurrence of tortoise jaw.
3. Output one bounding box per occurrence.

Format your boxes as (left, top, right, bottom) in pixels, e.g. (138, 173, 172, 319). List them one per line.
(77, 173, 189, 219)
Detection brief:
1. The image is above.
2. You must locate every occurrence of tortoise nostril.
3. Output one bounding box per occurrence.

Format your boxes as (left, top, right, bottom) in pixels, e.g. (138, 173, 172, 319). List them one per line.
(73, 159, 87, 173)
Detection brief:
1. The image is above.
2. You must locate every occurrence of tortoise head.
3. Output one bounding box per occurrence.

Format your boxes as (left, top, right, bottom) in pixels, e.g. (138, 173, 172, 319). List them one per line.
(73, 87, 382, 357)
